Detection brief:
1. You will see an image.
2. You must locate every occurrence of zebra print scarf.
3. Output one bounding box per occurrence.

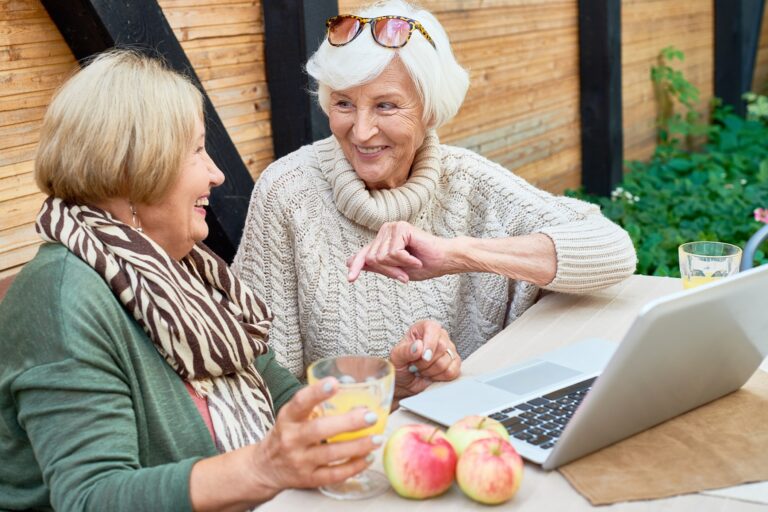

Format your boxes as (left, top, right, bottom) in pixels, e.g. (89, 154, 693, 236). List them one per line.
(35, 197, 276, 452)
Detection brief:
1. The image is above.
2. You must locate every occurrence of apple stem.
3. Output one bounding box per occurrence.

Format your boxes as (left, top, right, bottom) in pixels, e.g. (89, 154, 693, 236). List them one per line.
(478, 417, 486, 429)
(427, 427, 440, 443)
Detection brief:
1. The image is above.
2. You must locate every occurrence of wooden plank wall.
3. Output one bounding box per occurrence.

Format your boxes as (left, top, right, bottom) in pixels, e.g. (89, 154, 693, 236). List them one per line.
(338, 0, 582, 193)
(753, 4, 768, 93)
(0, 0, 75, 278)
(158, 0, 273, 178)
(0, 0, 757, 276)
(0, 0, 273, 277)
(621, 0, 714, 163)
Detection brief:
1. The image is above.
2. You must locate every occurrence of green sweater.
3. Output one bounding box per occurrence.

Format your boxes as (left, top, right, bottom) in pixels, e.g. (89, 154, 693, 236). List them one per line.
(0, 244, 302, 511)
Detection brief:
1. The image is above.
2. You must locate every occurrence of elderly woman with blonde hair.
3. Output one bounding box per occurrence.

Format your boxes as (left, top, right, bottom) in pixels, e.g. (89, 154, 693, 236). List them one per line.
(0, 50, 428, 511)
(233, 0, 637, 383)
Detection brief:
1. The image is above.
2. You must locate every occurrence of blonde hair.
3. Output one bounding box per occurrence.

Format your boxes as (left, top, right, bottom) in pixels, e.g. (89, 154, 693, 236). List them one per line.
(35, 49, 203, 204)
(306, 0, 469, 129)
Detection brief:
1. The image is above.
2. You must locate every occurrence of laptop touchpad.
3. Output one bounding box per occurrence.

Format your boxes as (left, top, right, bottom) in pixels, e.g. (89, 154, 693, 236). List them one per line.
(485, 362, 580, 395)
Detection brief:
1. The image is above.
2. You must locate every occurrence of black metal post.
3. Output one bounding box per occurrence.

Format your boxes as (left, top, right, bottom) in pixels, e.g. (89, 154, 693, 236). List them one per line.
(578, 0, 623, 197)
(263, 0, 337, 158)
(40, 0, 254, 263)
(714, 0, 766, 117)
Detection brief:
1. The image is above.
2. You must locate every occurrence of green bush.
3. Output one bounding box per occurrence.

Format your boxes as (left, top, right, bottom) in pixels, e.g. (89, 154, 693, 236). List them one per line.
(568, 48, 768, 277)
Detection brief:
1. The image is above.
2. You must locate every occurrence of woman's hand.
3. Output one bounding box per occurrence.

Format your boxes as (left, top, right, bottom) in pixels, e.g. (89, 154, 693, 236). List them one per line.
(190, 378, 384, 511)
(347, 221, 455, 283)
(250, 378, 383, 495)
(347, 221, 558, 287)
(389, 319, 461, 402)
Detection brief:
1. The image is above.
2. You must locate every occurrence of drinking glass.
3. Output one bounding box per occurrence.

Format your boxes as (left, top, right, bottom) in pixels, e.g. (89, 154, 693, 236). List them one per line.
(678, 241, 742, 289)
(307, 355, 394, 500)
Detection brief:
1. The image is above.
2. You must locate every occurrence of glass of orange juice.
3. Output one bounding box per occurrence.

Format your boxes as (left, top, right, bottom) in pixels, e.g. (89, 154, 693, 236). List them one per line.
(307, 355, 394, 500)
(678, 241, 742, 289)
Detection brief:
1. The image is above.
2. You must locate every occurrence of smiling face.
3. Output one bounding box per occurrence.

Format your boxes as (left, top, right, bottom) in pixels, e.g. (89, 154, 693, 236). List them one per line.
(136, 117, 225, 259)
(328, 58, 428, 190)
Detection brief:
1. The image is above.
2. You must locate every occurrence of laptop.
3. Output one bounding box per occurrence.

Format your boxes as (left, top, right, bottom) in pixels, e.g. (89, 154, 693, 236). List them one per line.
(400, 264, 768, 470)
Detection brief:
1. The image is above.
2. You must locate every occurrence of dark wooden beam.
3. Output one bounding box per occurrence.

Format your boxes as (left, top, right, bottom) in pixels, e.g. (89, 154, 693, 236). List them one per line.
(578, 0, 623, 197)
(715, 0, 766, 117)
(40, 0, 254, 263)
(263, 0, 337, 158)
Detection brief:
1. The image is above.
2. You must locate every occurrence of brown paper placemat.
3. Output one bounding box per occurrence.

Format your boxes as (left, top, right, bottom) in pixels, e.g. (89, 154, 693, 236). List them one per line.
(559, 371, 768, 505)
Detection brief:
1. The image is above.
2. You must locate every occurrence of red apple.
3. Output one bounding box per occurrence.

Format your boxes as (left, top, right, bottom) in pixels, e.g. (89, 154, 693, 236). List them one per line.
(456, 437, 524, 505)
(445, 415, 509, 456)
(383, 424, 458, 499)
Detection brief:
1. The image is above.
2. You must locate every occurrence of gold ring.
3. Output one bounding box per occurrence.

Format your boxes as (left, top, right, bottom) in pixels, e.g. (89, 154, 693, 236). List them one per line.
(446, 348, 455, 361)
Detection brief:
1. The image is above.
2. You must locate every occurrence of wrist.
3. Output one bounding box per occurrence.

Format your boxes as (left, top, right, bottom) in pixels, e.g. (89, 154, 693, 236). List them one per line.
(246, 442, 281, 502)
(442, 236, 477, 274)
(189, 445, 279, 512)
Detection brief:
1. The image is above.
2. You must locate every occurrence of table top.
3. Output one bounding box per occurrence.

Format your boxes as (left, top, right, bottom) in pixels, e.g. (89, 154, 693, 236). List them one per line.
(261, 275, 766, 511)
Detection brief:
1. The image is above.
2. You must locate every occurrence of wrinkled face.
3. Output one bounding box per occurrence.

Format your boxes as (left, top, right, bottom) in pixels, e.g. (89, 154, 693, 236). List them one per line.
(138, 118, 225, 259)
(328, 58, 427, 190)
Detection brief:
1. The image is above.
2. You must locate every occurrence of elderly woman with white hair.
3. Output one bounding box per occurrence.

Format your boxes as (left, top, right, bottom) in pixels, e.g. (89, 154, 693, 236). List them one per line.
(233, 0, 636, 387)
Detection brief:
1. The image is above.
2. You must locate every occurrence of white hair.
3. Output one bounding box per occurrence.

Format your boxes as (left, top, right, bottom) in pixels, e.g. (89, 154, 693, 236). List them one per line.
(305, 0, 470, 129)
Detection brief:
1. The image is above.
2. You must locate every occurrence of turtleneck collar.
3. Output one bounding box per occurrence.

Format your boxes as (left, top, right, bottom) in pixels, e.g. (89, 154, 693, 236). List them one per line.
(316, 130, 441, 231)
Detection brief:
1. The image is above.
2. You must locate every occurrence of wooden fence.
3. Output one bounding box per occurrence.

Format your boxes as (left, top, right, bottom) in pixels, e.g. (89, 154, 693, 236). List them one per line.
(1, 0, 767, 277)
(1, 0, 75, 278)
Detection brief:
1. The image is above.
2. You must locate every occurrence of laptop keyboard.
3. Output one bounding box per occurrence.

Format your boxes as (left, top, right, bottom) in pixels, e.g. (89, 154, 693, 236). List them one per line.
(487, 377, 596, 450)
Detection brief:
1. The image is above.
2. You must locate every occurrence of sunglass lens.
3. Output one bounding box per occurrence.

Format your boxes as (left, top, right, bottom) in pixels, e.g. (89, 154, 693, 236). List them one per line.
(328, 17, 361, 45)
(373, 18, 411, 47)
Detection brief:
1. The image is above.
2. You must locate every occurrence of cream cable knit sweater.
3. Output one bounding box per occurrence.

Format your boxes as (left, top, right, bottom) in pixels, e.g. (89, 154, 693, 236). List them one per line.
(232, 132, 637, 378)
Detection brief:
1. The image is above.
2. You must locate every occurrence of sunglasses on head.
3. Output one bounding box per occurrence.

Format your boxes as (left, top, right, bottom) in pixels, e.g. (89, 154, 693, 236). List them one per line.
(325, 14, 436, 49)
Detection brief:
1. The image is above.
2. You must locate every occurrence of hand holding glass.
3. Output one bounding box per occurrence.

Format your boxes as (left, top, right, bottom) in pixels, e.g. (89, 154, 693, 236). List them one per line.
(307, 355, 394, 499)
(678, 241, 742, 289)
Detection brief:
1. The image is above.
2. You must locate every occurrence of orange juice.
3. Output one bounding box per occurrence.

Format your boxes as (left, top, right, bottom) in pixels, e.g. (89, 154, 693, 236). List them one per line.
(682, 275, 719, 289)
(323, 388, 390, 442)
(307, 356, 394, 445)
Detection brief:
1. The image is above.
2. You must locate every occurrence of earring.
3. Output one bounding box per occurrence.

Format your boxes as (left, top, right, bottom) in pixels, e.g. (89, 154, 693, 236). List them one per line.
(129, 203, 144, 233)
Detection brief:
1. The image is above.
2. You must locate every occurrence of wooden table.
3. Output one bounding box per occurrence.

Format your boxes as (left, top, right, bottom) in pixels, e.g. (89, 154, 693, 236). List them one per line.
(262, 275, 766, 511)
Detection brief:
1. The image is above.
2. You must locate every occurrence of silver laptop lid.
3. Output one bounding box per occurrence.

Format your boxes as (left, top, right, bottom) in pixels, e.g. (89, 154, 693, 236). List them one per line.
(544, 264, 768, 469)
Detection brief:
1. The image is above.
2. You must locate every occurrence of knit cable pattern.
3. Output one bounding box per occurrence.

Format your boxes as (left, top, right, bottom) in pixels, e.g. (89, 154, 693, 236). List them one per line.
(232, 135, 637, 378)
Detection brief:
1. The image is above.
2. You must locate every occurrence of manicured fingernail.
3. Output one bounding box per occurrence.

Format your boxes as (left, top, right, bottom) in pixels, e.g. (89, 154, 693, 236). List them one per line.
(372, 435, 385, 445)
(422, 349, 433, 362)
(410, 341, 419, 354)
(364, 411, 378, 425)
(322, 381, 333, 393)
(339, 375, 355, 384)
(366, 453, 375, 463)
(408, 364, 418, 373)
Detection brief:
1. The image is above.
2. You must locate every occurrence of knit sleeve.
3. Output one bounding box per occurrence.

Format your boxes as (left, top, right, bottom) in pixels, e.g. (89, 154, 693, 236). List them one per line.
(232, 165, 306, 378)
(10, 261, 199, 512)
(533, 196, 637, 292)
(254, 348, 303, 412)
(460, 150, 636, 293)
(15, 364, 201, 512)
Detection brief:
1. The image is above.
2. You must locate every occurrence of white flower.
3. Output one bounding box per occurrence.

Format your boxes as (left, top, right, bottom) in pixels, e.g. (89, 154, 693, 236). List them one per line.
(740, 179, 747, 185)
